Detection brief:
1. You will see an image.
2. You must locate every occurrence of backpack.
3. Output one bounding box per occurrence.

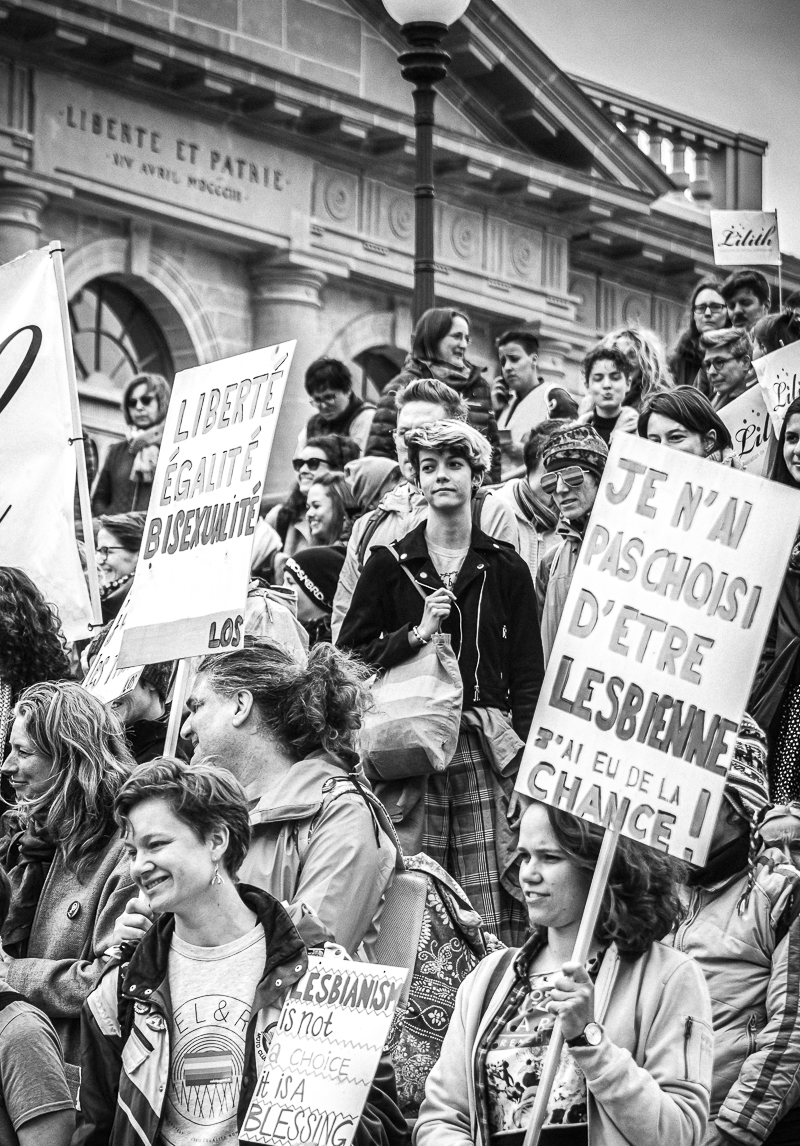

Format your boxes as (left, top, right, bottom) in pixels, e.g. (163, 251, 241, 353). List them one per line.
(375, 853, 501, 1120)
(356, 487, 492, 572)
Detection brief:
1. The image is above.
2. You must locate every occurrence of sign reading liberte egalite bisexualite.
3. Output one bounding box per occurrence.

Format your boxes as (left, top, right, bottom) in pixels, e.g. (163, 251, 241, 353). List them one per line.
(118, 341, 294, 668)
(515, 434, 800, 866)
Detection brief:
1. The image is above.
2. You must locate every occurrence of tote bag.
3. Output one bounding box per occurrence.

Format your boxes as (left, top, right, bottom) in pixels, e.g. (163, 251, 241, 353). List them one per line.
(360, 557, 463, 778)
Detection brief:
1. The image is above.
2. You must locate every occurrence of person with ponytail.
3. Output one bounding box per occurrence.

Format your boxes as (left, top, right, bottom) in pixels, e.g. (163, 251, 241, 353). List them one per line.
(0, 682, 134, 1082)
(113, 638, 399, 958)
(664, 718, 800, 1146)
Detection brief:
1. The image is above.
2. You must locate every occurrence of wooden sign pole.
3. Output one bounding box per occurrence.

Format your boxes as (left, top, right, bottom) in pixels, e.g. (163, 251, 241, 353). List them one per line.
(522, 824, 620, 1146)
(164, 658, 191, 758)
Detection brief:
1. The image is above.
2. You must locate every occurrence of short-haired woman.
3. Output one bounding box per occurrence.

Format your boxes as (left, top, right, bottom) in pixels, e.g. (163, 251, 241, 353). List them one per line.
(95, 511, 147, 623)
(638, 385, 735, 463)
(76, 756, 407, 1146)
(0, 682, 134, 1082)
(91, 373, 172, 516)
(415, 801, 713, 1146)
(699, 328, 754, 410)
(339, 420, 544, 945)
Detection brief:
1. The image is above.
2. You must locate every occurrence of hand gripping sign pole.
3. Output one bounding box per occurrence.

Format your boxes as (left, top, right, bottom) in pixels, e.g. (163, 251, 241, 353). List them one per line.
(49, 241, 103, 627)
(523, 824, 620, 1146)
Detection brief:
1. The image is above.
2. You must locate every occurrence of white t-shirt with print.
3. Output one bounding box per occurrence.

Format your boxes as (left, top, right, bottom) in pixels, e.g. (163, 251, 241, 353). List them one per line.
(160, 923, 266, 1146)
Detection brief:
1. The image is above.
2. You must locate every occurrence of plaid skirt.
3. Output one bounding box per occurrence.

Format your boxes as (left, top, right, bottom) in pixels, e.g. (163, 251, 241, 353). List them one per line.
(423, 729, 529, 947)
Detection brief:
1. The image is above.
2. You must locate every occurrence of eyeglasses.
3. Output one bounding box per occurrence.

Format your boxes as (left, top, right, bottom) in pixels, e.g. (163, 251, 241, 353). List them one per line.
(704, 355, 741, 372)
(292, 456, 328, 473)
(127, 394, 157, 408)
(540, 466, 589, 496)
(97, 545, 128, 560)
(693, 303, 727, 316)
(309, 390, 341, 408)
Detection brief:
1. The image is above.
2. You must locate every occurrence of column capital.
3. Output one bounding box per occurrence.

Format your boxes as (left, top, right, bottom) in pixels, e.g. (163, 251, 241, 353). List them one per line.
(250, 255, 328, 309)
(0, 182, 49, 262)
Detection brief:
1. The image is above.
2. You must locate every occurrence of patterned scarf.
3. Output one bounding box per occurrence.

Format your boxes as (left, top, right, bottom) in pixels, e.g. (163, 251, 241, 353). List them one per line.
(126, 421, 164, 483)
(513, 480, 560, 534)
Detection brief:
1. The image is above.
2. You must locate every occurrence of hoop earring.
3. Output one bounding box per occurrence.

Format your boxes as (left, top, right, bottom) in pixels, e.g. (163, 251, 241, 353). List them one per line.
(211, 863, 222, 886)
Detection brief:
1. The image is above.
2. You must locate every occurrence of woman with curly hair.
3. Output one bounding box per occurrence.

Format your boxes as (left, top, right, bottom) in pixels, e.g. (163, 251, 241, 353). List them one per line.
(416, 801, 713, 1146)
(112, 638, 399, 959)
(0, 681, 134, 1084)
(593, 326, 674, 410)
(0, 567, 71, 752)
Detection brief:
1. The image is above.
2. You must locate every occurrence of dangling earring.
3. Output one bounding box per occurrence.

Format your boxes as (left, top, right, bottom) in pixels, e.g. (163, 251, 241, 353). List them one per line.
(211, 863, 222, 886)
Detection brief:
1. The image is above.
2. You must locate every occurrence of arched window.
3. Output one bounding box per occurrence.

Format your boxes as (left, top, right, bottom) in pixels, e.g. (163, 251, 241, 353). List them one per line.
(70, 278, 174, 390)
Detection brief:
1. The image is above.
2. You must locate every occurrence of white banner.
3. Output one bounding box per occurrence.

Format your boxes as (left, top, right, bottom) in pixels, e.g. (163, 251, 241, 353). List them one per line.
(710, 210, 781, 266)
(754, 341, 800, 438)
(718, 384, 773, 475)
(241, 955, 407, 1146)
(118, 341, 294, 667)
(0, 246, 93, 639)
(82, 593, 143, 704)
(515, 434, 800, 865)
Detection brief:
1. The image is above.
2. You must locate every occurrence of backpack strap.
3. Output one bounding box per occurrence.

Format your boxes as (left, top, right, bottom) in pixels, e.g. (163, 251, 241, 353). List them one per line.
(386, 544, 428, 602)
(472, 486, 490, 529)
(478, 948, 516, 1022)
(356, 507, 392, 572)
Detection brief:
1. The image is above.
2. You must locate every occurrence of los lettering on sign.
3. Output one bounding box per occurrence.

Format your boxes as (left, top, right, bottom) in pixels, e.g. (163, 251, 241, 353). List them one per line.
(0, 247, 94, 639)
(717, 383, 773, 476)
(82, 594, 143, 704)
(709, 210, 781, 267)
(754, 341, 800, 438)
(240, 955, 408, 1146)
(118, 341, 294, 667)
(514, 434, 800, 865)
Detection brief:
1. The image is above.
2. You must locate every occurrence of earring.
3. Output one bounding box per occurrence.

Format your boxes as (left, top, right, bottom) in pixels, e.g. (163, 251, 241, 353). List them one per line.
(211, 863, 222, 886)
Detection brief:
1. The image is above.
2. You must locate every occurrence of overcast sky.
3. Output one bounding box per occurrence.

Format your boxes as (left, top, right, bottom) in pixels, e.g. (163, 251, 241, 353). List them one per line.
(498, 0, 800, 259)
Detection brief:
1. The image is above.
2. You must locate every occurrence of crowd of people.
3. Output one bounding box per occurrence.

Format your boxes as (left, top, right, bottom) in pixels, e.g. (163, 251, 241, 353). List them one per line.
(0, 271, 799, 1146)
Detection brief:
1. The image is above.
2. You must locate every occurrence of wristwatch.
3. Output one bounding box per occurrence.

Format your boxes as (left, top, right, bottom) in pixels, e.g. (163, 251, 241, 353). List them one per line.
(566, 1022, 604, 1048)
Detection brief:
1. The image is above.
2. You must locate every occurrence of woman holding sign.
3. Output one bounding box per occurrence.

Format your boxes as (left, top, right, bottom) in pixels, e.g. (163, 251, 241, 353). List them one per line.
(75, 757, 407, 1146)
(416, 801, 713, 1146)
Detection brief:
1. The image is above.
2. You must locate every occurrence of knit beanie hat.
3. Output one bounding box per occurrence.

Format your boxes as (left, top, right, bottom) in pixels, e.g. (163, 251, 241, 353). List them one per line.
(139, 661, 174, 704)
(542, 424, 608, 479)
(285, 546, 345, 613)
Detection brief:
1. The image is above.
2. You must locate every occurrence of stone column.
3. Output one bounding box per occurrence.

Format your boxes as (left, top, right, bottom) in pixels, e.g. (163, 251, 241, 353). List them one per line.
(0, 185, 48, 263)
(538, 335, 580, 395)
(250, 255, 328, 499)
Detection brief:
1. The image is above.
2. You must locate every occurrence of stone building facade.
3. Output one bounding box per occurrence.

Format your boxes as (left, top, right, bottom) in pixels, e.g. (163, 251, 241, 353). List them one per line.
(0, 0, 796, 492)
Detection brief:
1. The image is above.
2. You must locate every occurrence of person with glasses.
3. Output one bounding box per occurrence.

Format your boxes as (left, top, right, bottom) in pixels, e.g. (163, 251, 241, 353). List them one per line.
(295, 357, 376, 456)
(365, 307, 501, 482)
(535, 425, 609, 662)
(263, 434, 359, 562)
(339, 420, 544, 945)
(94, 512, 146, 623)
(91, 373, 171, 517)
(700, 328, 754, 411)
(668, 277, 730, 395)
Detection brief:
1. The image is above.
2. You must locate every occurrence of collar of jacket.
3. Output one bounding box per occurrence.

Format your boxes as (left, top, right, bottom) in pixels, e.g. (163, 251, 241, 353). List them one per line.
(389, 520, 510, 597)
(120, 883, 307, 1014)
(247, 750, 361, 825)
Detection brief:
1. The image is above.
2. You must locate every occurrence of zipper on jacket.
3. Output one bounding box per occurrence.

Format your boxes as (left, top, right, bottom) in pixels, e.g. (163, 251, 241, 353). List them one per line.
(683, 1016, 693, 1079)
(675, 888, 703, 950)
(746, 1014, 758, 1056)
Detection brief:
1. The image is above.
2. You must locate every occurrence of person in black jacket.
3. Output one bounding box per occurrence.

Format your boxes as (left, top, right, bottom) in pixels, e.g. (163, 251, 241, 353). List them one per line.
(91, 373, 171, 516)
(339, 420, 544, 944)
(364, 307, 501, 482)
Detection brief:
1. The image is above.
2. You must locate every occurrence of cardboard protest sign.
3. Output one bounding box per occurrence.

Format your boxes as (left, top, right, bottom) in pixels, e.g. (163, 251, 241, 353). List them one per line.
(241, 955, 408, 1146)
(118, 341, 294, 667)
(0, 246, 94, 639)
(754, 341, 800, 438)
(82, 594, 143, 704)
(718, 383, 773, 475)
(515, 434, 800, 865)
(710, 210, 781, 267)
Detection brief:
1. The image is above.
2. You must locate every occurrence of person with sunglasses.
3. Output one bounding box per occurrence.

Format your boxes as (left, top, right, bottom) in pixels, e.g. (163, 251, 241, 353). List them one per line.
(295, 356, 376, 456)
(668, 277, 730, 396)
(94, 512, 147, 623)
(91, 373, 172, 517)
(535, 425, 609, 662)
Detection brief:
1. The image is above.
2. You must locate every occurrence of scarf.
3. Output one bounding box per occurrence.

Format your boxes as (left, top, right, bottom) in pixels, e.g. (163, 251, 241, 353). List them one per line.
(688, 831, 750, 887)
(0, 821, 57, 957)
(126, 421, 164, 483)
(513, 480, 559, 534)
(100, 571, 133, 601)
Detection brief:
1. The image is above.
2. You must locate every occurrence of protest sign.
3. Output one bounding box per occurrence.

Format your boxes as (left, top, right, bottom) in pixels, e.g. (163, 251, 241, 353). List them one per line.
(515, 433, 800, 865)
(0, 245, 96, 639)
(710, 210, 781, 267)
(240, 955, 408, 1146)
(82, 593, 143, 704)
(118, 341, 294, 667)
(754, 341, 800, 438)
(718, 383, 773, 475)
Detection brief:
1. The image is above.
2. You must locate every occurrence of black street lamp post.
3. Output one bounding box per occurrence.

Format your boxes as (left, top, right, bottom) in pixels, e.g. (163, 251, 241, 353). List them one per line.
(382, 0, 470, 322)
